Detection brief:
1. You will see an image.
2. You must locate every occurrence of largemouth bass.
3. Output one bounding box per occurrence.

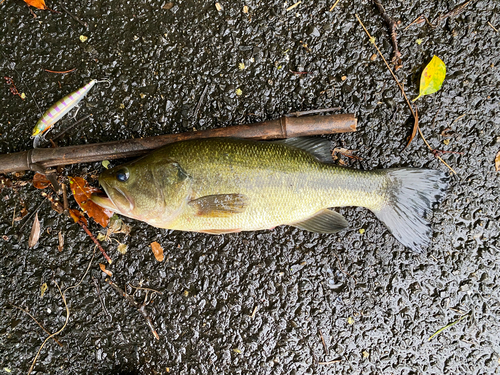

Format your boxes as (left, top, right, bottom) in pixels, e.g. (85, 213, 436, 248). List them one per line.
(91, 137, 448, 253)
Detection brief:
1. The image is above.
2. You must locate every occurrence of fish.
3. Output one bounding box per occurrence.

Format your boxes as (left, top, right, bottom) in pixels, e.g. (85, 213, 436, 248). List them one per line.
(91, 137, 448, 253)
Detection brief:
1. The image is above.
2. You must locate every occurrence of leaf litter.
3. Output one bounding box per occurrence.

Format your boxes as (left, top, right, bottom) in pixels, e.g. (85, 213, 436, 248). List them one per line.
(69, 176, 113, 227)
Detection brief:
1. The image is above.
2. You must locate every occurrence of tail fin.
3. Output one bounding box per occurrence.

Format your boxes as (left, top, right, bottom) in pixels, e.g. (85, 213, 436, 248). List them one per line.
(371, 168, 448, 253)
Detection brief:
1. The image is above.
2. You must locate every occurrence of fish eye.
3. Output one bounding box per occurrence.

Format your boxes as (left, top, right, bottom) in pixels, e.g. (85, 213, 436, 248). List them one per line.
(116, 168, 129, 182)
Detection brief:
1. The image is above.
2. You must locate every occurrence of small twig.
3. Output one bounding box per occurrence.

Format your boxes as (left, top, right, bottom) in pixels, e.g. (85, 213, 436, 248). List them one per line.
(17, 198, 47, 235)
(43, 68, 77, 74)
(106, 279, 160, 340)
(193, 85, 209, 118)
(355, 14, 456, 175)
(49, 114, 93, 142)
(318, 329, 329, 356)
(428, 312, 470, 341)
(9, 304, 64, 347)
(59, 0, 88, 27)
(286, 107, 341, 117)
(488, 22, 498, 32)
(61, 183, 69, 213)
(93, 276, 112, 319)
(372, 0, 402, 69)
(289, 70, 311, 75)
(405, 0, 473, 30)
(432, 0, 473, 27)
(74, 218, 112, 264)
(127, 284, 164, 294)
(318, 359, 341, 365)
(329, 0, 341, 12)
(28, 280, 70, 375)
(12, 67, 42, 114)
(64, 251, 95, 294)
(250, 305, 258, 319)
(286, 1, 301, 11)
(432, 149, 464, 158)
(11, 202, 17, 227)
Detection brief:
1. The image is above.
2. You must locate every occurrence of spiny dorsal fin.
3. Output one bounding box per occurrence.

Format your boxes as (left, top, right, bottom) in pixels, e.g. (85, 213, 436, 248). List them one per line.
(273, 137, 333, 163)
(189, 194, 248, 217)
(291, 209, 348, 233)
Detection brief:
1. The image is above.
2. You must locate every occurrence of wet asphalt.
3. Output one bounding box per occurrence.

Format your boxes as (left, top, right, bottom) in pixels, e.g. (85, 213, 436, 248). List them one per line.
(0, 0, 499, 374)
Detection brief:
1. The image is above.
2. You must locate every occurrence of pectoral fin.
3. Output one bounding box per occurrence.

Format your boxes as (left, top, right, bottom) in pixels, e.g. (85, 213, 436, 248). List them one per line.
(189, 194, 248, 217)
(291, 209, 348, 233)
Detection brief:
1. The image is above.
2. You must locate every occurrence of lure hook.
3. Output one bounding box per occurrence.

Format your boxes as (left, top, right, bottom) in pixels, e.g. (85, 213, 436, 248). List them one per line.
(94, 78, 111, 88)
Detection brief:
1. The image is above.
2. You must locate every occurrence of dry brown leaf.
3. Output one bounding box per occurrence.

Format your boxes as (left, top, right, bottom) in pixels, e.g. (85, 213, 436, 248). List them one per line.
(23, 0, 47, 9)
(69, 176, 113, 227)
(69, 208, 88, 226)
(150, 241, 164, 262)
(33, 173, 51, 189)
(58, 231, 64, 252)
(332, 148, 362, 161)
(28, 212, 41, 248)
(99, 263, 112, 277)
(495, 150, 500, 172)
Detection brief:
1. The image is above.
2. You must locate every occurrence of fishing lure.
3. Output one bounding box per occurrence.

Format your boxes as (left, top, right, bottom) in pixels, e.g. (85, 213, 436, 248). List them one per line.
(31, 79, 108, 148)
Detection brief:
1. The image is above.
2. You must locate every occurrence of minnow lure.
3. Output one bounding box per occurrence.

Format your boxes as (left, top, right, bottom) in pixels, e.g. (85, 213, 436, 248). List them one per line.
(31, 79, 107, 148)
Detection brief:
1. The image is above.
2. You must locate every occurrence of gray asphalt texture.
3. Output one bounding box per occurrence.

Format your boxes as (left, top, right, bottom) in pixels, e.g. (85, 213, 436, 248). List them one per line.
(1, 0, 499, 374)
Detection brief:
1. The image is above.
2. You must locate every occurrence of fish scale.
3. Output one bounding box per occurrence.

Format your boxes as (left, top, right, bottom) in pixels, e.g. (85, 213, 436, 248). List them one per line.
(164, 139, 386, 232)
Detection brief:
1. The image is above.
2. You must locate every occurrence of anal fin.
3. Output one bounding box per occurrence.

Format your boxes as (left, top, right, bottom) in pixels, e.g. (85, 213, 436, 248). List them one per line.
(291, 209, 348, 233)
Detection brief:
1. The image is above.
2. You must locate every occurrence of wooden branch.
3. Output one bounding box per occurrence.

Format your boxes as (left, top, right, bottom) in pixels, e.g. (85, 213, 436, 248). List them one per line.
(0, 113, 356, 174)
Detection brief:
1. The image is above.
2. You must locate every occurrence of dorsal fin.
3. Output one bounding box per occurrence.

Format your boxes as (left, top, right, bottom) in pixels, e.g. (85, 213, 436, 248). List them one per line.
(273, 137, 333, 163)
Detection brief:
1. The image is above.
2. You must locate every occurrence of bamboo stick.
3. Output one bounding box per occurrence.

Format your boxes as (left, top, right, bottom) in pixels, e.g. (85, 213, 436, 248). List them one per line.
(0, 113, 356, 174)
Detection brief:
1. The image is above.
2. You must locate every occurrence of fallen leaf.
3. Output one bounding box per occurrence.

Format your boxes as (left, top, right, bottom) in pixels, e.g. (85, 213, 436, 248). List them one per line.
(99, 263, 112, 277)
(28, 212, 41, 248)
(40, 282, 48, 298)
(413, 55, 446, 102)
(33, 173, 51, 189)
(162, 2, 174, 9)
(107, 215, 131, 236)
(23, 0, 47, 9)
(347, 316, 355, 325)
(150, 241, 164, 262)
(69, 177, 113, 227)
(58, 231, 64, 252)
(117, 243, 128, 254)
(495, 150, 500, 172)
(69, 208, 88, 226)
(332, 148, 362, 161)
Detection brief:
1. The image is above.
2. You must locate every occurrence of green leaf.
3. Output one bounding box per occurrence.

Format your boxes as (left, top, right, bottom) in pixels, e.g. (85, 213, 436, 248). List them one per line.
(413, 55, 446, 102)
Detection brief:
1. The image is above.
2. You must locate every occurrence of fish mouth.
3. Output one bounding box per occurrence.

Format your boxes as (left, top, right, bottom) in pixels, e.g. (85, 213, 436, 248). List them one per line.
(90, 191, 118, 211)
(91, 181, 136, 215)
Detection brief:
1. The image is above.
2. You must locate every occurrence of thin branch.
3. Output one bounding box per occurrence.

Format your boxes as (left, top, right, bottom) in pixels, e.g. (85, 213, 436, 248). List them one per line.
(28, 281, 70, 375)
(9, 304, 63, 347)
(355, 14, 456, 175)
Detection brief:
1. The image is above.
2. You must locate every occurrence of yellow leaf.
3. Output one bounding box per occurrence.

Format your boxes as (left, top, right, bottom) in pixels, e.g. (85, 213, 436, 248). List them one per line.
(413, 55, 446, 102)
(40, 282, 48, 298)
